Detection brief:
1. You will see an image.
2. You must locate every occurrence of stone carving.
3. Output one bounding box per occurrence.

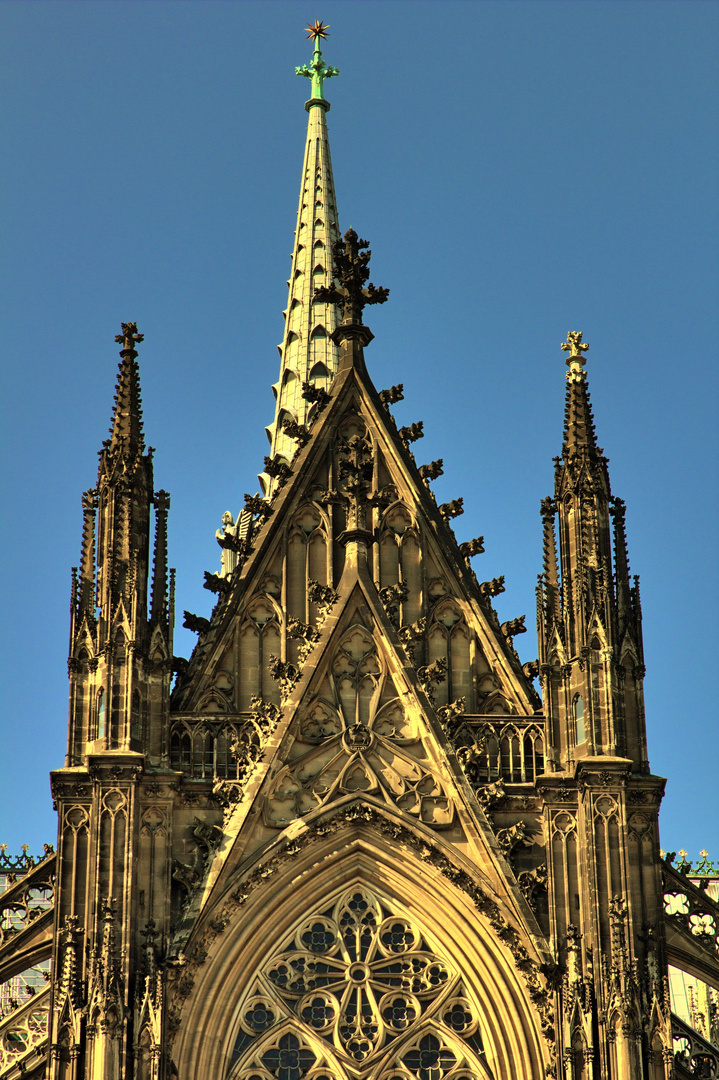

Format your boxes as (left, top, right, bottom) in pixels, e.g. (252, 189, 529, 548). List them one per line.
(287, 617, 321, 663)
(182, 611, 210, 634)
(190, 818, 223, 852)
(263, 456, 293, 484)
(203, 570, 230, 595)
(264, 626, 452, 830)
(501, 615, 527, 640)
(397, 617, 427, 663)
(518, 864, 548, 907)
(475, 779, 507, 812)
(379, 383, 404, 407)
(268, 656, 301, 702)
(307, 579, 338, 628)
(313, 228, 389, 323)
(244, 493, 273, 521)
(436, 697, 466, 739)
(398, 421, 424, 447)
(479, 576, 505, 599)
(459, 536, 485, 561)
(419, 458, 444, 482)
(301, 381, 330, 410)
(378, 582, 408, 628)
(416, 658, 447, 704)
(115, 322, 144, 351)
(281, 418, 311, 448)
(438, 498, 464, 522)
(496, 821, 533, 857)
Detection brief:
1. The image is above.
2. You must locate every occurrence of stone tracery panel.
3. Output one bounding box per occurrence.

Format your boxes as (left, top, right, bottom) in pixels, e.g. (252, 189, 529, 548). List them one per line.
(227, 886, 491, 1080)
(264, 625, 452, 829)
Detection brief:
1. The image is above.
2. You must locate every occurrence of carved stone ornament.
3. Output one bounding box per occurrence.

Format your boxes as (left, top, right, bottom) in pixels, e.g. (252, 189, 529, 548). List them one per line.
(264, 624, 453, 830)
(228, 885, 488, 1075)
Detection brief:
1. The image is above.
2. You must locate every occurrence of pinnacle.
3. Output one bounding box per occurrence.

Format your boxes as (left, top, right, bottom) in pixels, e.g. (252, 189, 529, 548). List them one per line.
(109, 323, 145, 454)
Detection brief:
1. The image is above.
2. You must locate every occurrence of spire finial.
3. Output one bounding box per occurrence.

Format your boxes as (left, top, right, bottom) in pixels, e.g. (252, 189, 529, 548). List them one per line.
(297, 21, 339, 102)
(115, 322, 144, 358)
(561, 331, 589, 382)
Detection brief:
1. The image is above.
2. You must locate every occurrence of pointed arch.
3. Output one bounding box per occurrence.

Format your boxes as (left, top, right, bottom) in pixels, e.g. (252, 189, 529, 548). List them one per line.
(170, 832, 549, 1079)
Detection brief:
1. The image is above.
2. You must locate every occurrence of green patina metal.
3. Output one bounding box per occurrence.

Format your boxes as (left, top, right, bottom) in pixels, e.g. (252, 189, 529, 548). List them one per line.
(296, 35, 339, 102)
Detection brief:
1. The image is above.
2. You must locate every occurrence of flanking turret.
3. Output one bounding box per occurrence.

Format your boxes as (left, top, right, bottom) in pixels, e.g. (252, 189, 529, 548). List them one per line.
(537, 332, 647, 772)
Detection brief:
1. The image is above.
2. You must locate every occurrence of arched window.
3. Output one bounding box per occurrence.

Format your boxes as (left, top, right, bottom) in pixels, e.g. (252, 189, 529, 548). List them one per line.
(574, 695, 585, 745)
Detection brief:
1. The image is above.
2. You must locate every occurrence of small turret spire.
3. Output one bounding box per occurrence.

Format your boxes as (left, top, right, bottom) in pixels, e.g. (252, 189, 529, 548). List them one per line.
(561, 331, 600, 459)
(110, 322, 145, 452)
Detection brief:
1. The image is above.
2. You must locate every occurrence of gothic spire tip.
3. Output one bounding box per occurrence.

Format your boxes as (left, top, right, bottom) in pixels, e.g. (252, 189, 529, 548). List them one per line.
(297, 20, 339, 101)
(561, 331, 589, 382)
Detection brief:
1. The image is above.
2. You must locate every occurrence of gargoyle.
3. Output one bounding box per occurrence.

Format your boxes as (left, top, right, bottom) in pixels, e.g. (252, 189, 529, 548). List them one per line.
(501, 616, 527, 639)
(479, 576, 505, 599)
(439, 498, 464, 522)
(183, 612, 210, 634)
(203, 571, 230, 595)
(282, 418, 311, 447)
(379, 383, 404, 407)
(398, 422, 424, 447)
(523, 660, 540, 681)
(172, 657, 189, 677)
(419, 459, 444, 482)
(459, 536, 485, 560)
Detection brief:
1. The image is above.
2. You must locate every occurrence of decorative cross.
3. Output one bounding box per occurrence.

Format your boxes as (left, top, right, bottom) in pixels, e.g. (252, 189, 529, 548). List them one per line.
(314, 228, 389, 324)
(561, 330, 589, 357)
(296, 22, 339, 100)
(115, 322, 144, 354)
(561, 331, 589, 380)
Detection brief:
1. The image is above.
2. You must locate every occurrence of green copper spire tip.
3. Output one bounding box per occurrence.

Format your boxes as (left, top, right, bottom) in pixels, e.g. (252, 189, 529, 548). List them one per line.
(297, 20, 339, 102)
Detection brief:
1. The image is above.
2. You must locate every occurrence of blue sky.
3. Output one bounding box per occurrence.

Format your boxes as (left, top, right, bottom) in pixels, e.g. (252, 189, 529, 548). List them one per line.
(1, 0, 717, 862)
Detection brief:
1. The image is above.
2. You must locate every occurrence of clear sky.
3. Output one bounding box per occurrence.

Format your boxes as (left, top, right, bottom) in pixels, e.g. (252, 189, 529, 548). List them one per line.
(2, 0, 717, 863)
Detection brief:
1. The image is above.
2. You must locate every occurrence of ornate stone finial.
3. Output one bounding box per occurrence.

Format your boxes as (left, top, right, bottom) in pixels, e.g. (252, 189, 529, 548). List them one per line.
(561, 331, 589, 382)
(315, 229, 389, 333)
(114, 322, 144, 356)
(297, 21, 339, 101)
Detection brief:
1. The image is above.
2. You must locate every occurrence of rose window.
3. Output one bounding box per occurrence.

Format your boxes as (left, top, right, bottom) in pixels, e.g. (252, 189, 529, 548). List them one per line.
(230, 887, 490, 1079)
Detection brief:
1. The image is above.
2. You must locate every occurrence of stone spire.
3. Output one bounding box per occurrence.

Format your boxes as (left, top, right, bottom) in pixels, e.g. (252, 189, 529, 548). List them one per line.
(263, 22, 342, 475)
(537, 333, 647, 769)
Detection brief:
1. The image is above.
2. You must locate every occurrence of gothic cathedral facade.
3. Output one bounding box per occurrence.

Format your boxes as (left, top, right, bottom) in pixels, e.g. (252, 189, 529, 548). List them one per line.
(1, 26, 718, 1080)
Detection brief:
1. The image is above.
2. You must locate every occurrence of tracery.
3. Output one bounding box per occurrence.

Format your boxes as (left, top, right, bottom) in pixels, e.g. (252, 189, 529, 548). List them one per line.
(228, 886, 493, 1080)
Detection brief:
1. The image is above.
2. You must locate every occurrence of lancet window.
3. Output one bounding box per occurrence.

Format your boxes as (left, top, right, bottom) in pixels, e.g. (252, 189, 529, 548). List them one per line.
(427, 601, 471, 707)
(227, 886, 492, 1080)
(170, 722, 239, 779)
(239, 598, 282, 708)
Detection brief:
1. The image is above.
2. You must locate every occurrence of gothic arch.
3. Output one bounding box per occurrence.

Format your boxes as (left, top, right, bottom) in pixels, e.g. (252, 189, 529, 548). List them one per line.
(171, 835, 548, 1079)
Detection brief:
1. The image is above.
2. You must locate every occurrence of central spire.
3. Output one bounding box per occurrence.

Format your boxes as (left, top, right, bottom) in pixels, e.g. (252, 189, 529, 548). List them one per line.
(262, 23, 342, 480)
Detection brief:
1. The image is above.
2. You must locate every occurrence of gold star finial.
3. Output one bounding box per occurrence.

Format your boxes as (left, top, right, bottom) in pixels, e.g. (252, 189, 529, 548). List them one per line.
(306, 20, 330, 42)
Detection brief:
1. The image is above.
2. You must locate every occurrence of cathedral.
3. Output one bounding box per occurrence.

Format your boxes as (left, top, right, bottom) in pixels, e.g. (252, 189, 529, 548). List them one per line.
(1, 22, 718, 1080)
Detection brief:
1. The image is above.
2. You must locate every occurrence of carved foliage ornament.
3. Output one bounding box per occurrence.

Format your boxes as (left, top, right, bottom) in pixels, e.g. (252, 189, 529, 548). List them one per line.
(229, 886, 488, 1079)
